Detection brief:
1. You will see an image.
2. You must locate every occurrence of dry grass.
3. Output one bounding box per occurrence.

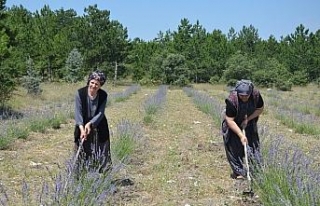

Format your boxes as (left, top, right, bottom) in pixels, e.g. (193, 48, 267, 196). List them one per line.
(1, 82, 320, 205)
(8, 82, 128, 109)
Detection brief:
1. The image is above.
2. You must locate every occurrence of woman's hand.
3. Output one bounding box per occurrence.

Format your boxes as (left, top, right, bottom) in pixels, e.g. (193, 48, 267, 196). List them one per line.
(84, 122, 92, 136)
(240, 135, 248, 146)
(241, 115, 248, 128)
(237, 129, 248, 146)
(79, 126, 87, 140)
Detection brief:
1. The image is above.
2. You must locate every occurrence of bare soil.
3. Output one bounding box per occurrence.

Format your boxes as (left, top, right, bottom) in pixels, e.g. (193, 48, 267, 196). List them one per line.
(1, 84, 319, 205)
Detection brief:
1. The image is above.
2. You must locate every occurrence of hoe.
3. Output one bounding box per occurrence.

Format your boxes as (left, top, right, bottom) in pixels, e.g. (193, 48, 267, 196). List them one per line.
(243, 129, 254, 197)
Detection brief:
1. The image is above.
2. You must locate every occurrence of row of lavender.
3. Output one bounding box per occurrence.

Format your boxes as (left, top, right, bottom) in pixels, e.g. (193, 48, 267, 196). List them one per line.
(265, 91, 320, 136)
(0, 84, 144, 205)
(0, 101, 74, 150)
(4, 118, 144, 206)
(0, 84, 169, 205)
(183, 87, 320, 206)
(0, 85, 141, 150)
(142, 85, 168, 124)
(39, 84, 167, 205)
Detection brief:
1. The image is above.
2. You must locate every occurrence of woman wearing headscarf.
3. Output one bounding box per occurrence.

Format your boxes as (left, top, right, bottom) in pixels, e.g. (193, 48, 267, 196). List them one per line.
(74, 70, 111, 174)
(222, 80, 264, 179)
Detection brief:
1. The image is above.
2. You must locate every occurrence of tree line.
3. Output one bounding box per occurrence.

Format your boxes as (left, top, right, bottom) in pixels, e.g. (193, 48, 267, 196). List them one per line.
(1, 0, 320, 106)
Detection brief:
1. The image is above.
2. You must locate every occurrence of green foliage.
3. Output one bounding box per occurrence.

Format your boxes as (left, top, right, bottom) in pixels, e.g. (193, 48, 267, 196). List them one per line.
(0, 29, 10, 60)
(0, 66, 16, 107)
(49, 114, 67, 129)
(223, 51, 254, 82)
(173, 74, 190, 87)
(291, 70, 308, 86)
(275, 80, 292, 91)
(64, 48, 83, 83)
(0, 0, 5, 11)
(112, 119, 141, 163)
(21, 58, 42, 95)
(252, 58, 291, 88)
(1, 3, 320, 96)
(143, 114, 153, 125)
(7, 125, 29, 139)
(252, 70, 274, 87)
(209, 75, 220, 84)
(29, 119, 48, 133)
(149, 53, 166, 84)
(226, 79, 238, 87)
(139, 76, 154, 86)
(256, 168, 293, 205)
(28, 113, 67, 133)
(112, 132, 136, 162)
(0, 133, 13, 150)
(237, 25, 260, 55)
(144, 104, 158, 116)
(162, 53, 190, 86)
(257, 137, 320, 206)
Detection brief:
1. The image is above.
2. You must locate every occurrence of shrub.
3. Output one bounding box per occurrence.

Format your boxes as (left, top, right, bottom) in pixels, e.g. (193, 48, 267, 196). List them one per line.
(275, 80, 292, 91)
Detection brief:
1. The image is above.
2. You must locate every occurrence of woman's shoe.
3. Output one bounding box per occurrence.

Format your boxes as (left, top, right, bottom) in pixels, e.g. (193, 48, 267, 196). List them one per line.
(230, 172, 245, 180)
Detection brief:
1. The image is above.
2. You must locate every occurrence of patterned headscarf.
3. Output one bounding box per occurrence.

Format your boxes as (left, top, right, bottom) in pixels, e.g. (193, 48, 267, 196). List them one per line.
(87, 70, 106, 86)
(235, 81, 253, 95)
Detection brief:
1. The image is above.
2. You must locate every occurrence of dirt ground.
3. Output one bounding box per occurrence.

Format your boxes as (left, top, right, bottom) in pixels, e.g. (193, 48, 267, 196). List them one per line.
(3, 84, 317, 205)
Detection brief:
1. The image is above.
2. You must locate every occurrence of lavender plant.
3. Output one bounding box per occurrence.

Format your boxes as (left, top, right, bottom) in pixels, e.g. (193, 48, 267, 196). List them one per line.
(32, 118, 143, 205)
(110, 84, 141, 103)
(0, 122, 15, 149)
(0, 142, 128, 205)
(255, 133, 320, 206)
(183, 87, 223, 126)
(0, 101, 73, 149)
(0, 117, 143, 205)
(266, 90, 320, 118)
(6, 161, 122, 205)
(112, 118, 143, 163)
(275, 108, 320, 136)
(142, 85, 168, 124)
(265, 91, 320, 136)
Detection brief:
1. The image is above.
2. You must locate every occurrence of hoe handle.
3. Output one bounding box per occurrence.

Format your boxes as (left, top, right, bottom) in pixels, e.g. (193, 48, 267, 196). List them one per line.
(243, 129, 251, 181)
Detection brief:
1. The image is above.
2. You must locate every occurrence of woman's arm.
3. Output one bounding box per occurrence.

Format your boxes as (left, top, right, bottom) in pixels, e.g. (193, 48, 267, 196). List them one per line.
(89, 97, 107, 127)
(225, 115, 247, 146)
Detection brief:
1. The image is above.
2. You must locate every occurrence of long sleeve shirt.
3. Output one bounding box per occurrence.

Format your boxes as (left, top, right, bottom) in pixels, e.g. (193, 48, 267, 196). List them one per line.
(75, 92, 107, 127)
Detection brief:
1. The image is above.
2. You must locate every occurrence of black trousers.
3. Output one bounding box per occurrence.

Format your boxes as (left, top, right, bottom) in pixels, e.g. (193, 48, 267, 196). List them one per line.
(223, 122, 262, 177)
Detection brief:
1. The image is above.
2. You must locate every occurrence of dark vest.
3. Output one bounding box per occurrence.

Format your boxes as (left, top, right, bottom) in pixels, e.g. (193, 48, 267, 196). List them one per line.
(74, 86, 109, 143)
(226, 89, 260, 125)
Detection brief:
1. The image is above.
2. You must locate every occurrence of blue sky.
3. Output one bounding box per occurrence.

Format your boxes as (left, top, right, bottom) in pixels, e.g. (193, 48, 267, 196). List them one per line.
(6, 0, 320, 41)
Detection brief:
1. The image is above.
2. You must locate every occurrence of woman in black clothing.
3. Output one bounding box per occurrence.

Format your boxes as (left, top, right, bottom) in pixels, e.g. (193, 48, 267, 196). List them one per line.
(74, 70, 111, 173)
(222, 80, 264, 179)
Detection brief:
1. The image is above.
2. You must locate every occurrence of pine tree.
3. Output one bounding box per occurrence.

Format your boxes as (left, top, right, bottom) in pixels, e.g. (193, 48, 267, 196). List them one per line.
(22, 57, 42, 95)
(64, 48, 83, 83)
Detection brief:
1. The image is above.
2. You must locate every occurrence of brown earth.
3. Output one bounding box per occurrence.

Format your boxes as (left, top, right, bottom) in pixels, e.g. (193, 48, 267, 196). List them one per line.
(1, 84, 319, 205)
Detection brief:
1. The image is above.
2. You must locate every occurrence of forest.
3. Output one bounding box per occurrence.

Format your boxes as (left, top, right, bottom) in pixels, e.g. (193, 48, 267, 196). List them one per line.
(1, 0, 320, 106)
